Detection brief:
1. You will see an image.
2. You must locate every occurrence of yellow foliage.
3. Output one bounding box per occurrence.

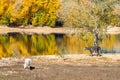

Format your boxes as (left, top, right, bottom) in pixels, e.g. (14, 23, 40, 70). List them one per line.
(0, 0, 60, 26)
(0, 7, 4, 15)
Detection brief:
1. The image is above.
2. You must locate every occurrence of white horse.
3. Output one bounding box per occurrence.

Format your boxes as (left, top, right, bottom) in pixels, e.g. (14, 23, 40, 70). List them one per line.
(24, 58, 32, 69)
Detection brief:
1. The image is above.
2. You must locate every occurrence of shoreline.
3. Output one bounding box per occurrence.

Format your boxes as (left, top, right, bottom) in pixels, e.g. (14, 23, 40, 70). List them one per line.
(0, 25, 82, 35)
(0, 25, 120, 35)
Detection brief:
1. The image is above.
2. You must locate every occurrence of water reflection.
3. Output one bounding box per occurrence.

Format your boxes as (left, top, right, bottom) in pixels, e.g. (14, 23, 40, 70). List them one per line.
(0, 33, 120, 57)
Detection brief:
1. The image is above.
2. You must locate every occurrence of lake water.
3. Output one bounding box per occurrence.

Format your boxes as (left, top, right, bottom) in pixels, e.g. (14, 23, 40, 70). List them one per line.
(0, 33, 120, 57)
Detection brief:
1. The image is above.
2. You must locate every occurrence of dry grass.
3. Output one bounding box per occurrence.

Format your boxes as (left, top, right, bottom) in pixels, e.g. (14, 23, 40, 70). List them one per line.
(0, 54, 120, 80)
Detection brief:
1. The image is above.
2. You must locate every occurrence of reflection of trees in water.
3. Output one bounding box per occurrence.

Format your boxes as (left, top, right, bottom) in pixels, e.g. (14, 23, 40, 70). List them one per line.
(62, 34, 120, 54)
(31, 34, 57, 55)
(0, 33, 58, 57)
(64, 35, 94, 54)
(100, 34, 116, 53)
(55, 34, 67, 56)
(0, 33, 119, 57)
(115, 35, 120, 41)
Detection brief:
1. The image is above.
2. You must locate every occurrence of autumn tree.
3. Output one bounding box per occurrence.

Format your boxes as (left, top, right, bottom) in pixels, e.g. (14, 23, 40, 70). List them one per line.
(59, 0, 120, 27)
(58, 0, 120, 55)
(0, 0, 60, 27)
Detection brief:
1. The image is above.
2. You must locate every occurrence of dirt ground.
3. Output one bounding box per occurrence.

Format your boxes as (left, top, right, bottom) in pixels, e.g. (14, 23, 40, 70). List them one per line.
(0, 54, 120, 80)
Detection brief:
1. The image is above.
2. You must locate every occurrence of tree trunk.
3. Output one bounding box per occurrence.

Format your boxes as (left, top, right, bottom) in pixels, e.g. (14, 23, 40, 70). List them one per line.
(92, 26, 102, 56)
(93, 29, 99, 46)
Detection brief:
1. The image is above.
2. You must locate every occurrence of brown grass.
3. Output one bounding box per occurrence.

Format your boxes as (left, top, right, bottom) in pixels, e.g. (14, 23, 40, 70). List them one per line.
(0, 54, 120, 80)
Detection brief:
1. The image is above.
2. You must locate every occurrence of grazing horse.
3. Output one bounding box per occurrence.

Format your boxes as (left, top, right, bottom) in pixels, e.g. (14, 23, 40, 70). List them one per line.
(24, 58, 32, 69)
(84, 46, 102, 56)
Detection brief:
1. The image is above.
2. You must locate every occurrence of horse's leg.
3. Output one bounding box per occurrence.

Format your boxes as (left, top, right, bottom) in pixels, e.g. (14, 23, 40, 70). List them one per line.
(90, 50, 94, 56)
(97, 48, 102, 56)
